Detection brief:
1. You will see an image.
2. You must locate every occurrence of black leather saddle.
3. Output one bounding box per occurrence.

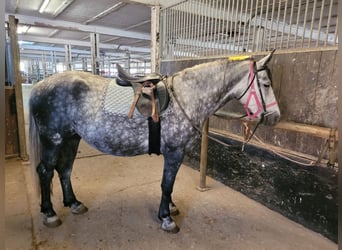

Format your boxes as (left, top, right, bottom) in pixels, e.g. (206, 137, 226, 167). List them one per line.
(115, 64, 169, 122)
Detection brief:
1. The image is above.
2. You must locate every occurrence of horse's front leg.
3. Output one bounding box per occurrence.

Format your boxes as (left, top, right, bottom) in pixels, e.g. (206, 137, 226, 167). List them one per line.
(159, 147, 184, 233)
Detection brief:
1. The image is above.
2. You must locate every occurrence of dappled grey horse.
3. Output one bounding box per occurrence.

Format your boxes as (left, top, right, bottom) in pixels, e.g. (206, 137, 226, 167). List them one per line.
(29, 51, 280, 233)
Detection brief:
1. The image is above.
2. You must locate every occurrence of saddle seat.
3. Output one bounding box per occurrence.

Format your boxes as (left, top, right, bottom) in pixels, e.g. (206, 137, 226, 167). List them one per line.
(115, 64, 169, 122)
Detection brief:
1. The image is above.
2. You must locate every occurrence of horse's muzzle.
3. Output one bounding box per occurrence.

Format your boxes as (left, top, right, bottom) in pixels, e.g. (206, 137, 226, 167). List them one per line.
(262, 111, 280, 126)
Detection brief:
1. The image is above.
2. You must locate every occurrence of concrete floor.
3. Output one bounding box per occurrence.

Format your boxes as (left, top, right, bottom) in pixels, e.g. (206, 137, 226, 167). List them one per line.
(5, 140, 337, 250)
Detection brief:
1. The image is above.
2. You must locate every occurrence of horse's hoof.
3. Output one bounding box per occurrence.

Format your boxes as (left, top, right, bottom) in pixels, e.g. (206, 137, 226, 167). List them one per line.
(169, 204, 180, 216)
(71, 203, 88, 215)
(160, 217, 180, 233)
(43, 215, 62, 228)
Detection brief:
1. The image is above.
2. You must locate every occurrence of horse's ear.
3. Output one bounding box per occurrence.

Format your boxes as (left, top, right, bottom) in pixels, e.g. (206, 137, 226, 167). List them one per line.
(257, 49, 276, 68)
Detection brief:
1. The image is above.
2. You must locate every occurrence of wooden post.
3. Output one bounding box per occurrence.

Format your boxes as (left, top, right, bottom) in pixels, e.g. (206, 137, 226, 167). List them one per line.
(328, 129, 337, 167)
(8, 15, 28, 161)
(198, 118, 210, 191)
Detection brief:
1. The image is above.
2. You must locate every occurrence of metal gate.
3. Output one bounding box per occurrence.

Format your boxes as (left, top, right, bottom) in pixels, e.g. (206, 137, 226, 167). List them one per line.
(160, 0, 339, 60)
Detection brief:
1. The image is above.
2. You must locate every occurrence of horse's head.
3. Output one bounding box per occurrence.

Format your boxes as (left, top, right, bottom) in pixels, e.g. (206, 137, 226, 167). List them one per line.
(236, 51, 280, 126)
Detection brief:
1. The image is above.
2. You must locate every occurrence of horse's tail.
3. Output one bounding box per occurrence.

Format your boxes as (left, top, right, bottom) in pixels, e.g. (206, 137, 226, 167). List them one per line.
(29, 103, 41, 197)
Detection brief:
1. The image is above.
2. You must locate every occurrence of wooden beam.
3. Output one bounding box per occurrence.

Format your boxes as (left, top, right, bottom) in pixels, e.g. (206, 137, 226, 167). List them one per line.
(210, 128, 327, 166)
(273, 121, 338, 140)
(214, 110, 338, 140)
(8, 15, 28, 161)
(6, 13, 151, 40)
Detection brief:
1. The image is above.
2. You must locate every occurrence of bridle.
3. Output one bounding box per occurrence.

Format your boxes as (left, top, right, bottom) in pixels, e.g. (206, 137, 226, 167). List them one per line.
(233, 60, 278, 148)
(237, 59, 278, 122)
(167, 59, 278, 150)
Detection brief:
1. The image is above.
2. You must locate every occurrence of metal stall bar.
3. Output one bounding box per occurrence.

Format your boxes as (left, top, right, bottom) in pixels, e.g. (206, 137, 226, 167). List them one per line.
(324, 0, 334, 46)
(159, 0, 339, 61)
(293, 0, 302, 48)
(316, 0, 325, 47)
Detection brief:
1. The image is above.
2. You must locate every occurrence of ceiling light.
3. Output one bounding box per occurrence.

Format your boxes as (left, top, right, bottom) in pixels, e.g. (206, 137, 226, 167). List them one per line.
(17, 25, 30, 34)
(53, 0, 74, 17)
(39, 0, 50, 13)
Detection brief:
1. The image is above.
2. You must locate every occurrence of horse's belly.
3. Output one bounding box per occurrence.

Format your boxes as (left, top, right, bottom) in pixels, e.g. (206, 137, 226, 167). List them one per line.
(76, 115, 150, 156)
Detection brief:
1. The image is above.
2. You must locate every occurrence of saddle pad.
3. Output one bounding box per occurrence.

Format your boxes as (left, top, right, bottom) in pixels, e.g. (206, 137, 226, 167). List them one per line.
(102, 79, 142, 117)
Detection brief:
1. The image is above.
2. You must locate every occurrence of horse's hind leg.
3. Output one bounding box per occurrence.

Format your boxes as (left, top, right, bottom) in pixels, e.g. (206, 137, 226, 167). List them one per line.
(158, 147, 184, 233)
(55, 135, 88, 215)
(36, 137, 62, 227)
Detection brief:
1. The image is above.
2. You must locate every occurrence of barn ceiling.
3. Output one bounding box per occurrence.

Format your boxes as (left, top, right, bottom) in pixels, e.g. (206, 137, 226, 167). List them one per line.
(5, 0, 183, 62)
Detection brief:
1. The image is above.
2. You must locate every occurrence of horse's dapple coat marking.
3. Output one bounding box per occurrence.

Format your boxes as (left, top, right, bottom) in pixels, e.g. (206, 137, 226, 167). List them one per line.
(29, 52, 280, 233)
(102, 80, 141, 117)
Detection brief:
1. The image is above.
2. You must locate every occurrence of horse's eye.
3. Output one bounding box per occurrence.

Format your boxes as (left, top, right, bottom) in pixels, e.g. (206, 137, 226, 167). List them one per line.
(263, 84, 270, 88)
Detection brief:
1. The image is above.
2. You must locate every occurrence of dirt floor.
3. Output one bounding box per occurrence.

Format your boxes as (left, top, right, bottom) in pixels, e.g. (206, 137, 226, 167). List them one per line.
(5, 141, 337, 250)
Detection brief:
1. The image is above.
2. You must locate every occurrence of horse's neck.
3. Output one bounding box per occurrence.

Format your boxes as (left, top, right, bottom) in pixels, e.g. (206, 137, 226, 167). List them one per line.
(171, 60, 249, 125)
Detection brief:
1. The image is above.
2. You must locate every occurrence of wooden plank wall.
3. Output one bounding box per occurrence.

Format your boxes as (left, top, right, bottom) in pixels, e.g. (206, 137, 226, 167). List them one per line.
(160, 50, 338, 161)
(5, 87, 19, 157)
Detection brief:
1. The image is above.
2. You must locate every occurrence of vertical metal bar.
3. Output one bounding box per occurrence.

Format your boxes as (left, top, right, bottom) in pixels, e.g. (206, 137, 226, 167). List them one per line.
(195, 1, 201, 57)
(255, 0, 264, 52)
(237, 0, 244, 53)
(181, 3, 186, 57)
(280, 0, 288, 49)
(180, 4, 186, 58)
(333, 15, 338, 46)
(198, 1, 207, 56)
(247, 0, 254, 52)
(286, 0, 295, 49)
(274, 0, 282, 49)
(301, 0, 310, 47)
(242, 0, 249, 52)
(324, 0, 334, 46)
(65, 44, 72, 71)
(229, 0, 235, 52)
(263, 0, 270, 51)
(219, 0, 225, 54)
(308, 0, 317, 47)
(294, 0, 302, 48)
(251, 0, 258, 51)
(174, 8, 178, 58)
(316, 0, 325, 47)
(90, 33, 99, 74)
(172, 9, 177, 58)
(209, 1, 214, 56)
(160, 10, 166, 59)
(212, 0, 218, 55)
(203, 0, 209, 57)
(151, 6, 160, 72)
(189, 2, 195, 56)
(169, 9, 173, 59)
(225, 0, 232, 52)
(233, 0, 239, 53)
